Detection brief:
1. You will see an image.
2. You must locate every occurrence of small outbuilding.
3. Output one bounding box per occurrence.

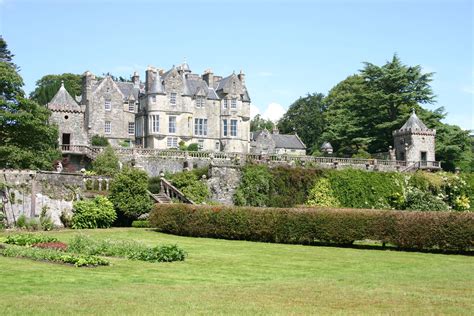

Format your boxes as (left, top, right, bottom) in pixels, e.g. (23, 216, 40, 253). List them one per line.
(250, 128, 306, 155)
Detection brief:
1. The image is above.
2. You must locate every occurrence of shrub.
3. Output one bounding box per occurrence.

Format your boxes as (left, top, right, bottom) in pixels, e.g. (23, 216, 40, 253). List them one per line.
(0, 245, 109, 267)
(16, 214, 27, 228)
(168, 170, 209, 204)
(91, 135, 110, 147)
(404, 187, 449, 211)
(149, 204, 474, 252)
(72, 196, 117, 229)
(92, 146, 120, 176)
(307, 177, 340, 207)
(128, 244, 187, 262)
(109, 167, 153, 220)
(60, 210, 73, 228)
(234, 165, 272, 206)
(40, 206, 54, 231)
(148, 176, 162, 194)
(187, 143, 199, 151)
(4, 234, 58, 246)
(131, 220, 150, 228)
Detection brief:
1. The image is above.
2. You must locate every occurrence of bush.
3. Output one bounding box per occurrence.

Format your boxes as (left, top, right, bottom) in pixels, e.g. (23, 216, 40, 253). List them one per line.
(0, 245, 109, 267)
(131, 220, 150, 228)
(404, 188, 449, 211)
(148, 176, 162, 194)
(234, 165, 272, 206)
(92, 146, 120, 176)
(109, 168, 153, 220)
(72, 196, 117, 229)
(16, 214, 27, 228)
(4, 234, 58, 246)
(168, 170, 209, 204)
(91, 135, 110, 147)
(307, 177, 340, 207)
(40, 206, 54, 231)
(149, 204, 474, 252)
(67, 234, 186, 262)
(187, 143, 199, 151)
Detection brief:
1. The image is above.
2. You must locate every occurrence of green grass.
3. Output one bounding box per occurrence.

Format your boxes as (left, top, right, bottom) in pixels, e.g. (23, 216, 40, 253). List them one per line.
(0, 228, 472, 315)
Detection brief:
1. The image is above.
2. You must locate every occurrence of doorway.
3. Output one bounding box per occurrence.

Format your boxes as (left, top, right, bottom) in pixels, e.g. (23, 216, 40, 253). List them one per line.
(420, 151, 427, 166)
(62, 133, 71, 150)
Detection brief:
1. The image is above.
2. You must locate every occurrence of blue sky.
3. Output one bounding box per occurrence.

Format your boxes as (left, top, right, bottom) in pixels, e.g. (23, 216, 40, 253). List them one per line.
(1, 0, 472, 130)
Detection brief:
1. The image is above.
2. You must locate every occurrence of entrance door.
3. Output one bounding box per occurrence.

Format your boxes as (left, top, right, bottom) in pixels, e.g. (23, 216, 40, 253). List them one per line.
(62, 133, 71, 150)
(420, 151, 427, 167)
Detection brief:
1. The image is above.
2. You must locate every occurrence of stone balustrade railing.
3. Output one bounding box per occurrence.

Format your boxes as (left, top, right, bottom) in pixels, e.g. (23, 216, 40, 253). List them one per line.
(60, 145, 440, 171)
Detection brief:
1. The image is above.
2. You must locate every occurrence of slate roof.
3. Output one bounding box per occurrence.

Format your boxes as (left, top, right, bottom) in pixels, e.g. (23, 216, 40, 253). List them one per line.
(48, 82, 83, 112)
(320, 141, 333, 150)
(272, 134, 306, 149)
(399, 111, 429, 131)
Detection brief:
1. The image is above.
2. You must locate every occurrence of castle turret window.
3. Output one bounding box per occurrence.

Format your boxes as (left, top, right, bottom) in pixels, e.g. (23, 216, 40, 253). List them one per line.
(194, 118, 208, 136)
(170, 93, 177, 105)
(169, 116, 177, 133)
(149, 115, 159, 133)
(231, 98, 237, 109)
(104, 121, 111, 134)
(231, 119, 237, 137)
(105, 99, 111, 111)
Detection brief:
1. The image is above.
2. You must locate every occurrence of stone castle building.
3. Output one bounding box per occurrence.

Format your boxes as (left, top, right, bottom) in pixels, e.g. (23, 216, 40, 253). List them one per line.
(48, 62, 251, 153)
(392, 110, 436, 164)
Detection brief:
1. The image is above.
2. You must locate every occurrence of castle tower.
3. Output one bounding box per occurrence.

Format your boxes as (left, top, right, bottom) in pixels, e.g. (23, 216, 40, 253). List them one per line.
(392, 110, 436, 163)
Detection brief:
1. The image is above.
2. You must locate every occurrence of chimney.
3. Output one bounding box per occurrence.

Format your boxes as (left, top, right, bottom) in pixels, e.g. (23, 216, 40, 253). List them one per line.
(238, 70, 245, 85)
(272, 126, 279, 135)
(202, 69, 214, 87)
(132, 71, 140, 88)
(145, 66, 157, 93)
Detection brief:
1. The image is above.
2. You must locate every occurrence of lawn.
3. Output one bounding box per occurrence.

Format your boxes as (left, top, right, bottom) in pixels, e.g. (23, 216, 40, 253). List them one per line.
(0, 228, 472, 315)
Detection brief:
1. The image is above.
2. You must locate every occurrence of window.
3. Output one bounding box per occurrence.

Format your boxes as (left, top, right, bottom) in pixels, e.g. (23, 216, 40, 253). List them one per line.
(128, 122, 135, 135)
(194, 118, 208, 136)
(231, 119, 237, 137)
(198, 139, 204, 151)
(105, 99, 111, 111)
(223, 99, 228, 109)
(149, 115, 159, 133)
(128, 101, 135, 112)
(170, 93, 177, 105)
(151, 95, 156, 103)
(169, 116, 176, 133)
(231, 98, 237, 109)
(215, 141, 220, 151)
(196, 96, 205, 108)
(223, 119, 228, 137)
(167, 137, 178, 148)
(104, 121, 111, 134)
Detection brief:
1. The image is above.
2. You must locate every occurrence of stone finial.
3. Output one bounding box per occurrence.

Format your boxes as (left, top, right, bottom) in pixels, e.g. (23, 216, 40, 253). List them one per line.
(60, 80, 65, 88)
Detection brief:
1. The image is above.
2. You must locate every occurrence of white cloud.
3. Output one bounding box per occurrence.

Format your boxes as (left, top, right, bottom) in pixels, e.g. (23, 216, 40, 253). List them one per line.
(250, 104, 260, 118)
(262, 102, 286, 122)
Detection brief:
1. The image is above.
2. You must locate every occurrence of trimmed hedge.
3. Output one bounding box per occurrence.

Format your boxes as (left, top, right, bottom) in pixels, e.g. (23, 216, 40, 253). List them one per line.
(149, 204, 474, 252)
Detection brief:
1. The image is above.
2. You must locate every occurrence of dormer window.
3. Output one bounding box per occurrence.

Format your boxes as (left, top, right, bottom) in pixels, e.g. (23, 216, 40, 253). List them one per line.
(196, 96, 205, 108)
(128, 101, 135, 112)
(231, 98, 237, 109)
(104, 99, 111, 111)
(170, 93, 177, 105)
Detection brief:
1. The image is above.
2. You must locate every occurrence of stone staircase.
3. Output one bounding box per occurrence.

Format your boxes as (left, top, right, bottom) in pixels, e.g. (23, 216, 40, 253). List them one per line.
(149, 192, 172, 204)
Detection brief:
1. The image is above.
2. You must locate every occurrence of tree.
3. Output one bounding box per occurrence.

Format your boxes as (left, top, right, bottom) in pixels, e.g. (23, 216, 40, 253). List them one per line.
(108, 167, 153, 220)
(0, 40, 61, 170)
(30, 73, 82, 106)
(91, 146, 120, 176)
(0, 36, 17, 69)
(250, 114, 275, 132)
(277, 93, 326, 154)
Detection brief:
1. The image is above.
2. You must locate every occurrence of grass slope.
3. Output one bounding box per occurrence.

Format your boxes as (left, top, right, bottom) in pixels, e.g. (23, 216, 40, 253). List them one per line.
(0, 228, 472, 315)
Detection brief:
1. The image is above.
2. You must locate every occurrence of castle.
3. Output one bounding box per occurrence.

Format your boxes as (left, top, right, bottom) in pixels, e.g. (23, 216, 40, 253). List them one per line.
(48, 62, 251, 153)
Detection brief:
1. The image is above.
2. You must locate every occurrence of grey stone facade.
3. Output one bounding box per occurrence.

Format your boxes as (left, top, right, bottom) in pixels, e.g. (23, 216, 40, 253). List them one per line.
(135, 63, 251, 153)
(250, 129, 306, 155)
(392, 111, 436, 162)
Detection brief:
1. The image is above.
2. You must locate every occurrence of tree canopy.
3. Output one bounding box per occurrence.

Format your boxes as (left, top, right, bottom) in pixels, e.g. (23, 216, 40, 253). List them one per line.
(30, 73, 82, 105)
(250, 114, 275, 132)
(0, 40, 60, 170)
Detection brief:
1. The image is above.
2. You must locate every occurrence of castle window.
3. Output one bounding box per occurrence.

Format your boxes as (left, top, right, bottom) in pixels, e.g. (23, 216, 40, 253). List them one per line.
(169, 116, 177, 133)
(128, 101, 135, 112)
(128, 122, 135, 135)
(170, 93, 177, 105)
(231, 98, 237, 109)
(215, 142, 220, 151)
(223, 119, 228, 137)
(167, 137, 178, 148)
(104, 121, 111, 134)
(223, 99, 228, 109)
(149, 115, 159, 133)
(194, 118, 208, 136)
(105, 99, 111, 111)
(196, 96, 205, 108)
(230, 119, 237, 137)
(198, 139, 204, 151)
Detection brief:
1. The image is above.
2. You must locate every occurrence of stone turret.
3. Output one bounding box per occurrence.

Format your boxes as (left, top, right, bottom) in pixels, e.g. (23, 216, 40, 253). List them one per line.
(392, 110, 436, 162)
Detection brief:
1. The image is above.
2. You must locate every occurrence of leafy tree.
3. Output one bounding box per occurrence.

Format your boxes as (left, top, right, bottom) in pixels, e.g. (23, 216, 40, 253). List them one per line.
(92, 146, 120, 176)
(0, 43, 61, 170)
(109, 167, 153, 220)
(30, 73, 82, 106)
(91, 135, 110, 147)
(278, 93, 326, 154)
(0, 36, 17, 69)
(250, 114, 275, 132)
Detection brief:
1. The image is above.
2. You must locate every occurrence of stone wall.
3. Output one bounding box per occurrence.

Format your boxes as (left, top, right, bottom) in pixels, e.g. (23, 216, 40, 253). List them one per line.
(0, 170, 108, 227)
(207, 165, 242, 205)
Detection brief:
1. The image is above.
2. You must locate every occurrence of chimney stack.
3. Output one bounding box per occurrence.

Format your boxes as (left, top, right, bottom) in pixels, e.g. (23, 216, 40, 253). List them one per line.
(202, 69, 214, 87)
(132, 71, 140, 88)
(238, 70, 245, 85)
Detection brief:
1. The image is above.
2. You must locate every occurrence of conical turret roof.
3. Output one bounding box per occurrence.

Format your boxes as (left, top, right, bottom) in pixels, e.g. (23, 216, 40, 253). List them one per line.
(399, 110, 429, 131)
(48, 81, 83, 112)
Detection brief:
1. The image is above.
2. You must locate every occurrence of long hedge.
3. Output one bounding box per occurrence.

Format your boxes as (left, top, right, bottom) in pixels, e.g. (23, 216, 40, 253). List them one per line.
(149, 204, 474, 252)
